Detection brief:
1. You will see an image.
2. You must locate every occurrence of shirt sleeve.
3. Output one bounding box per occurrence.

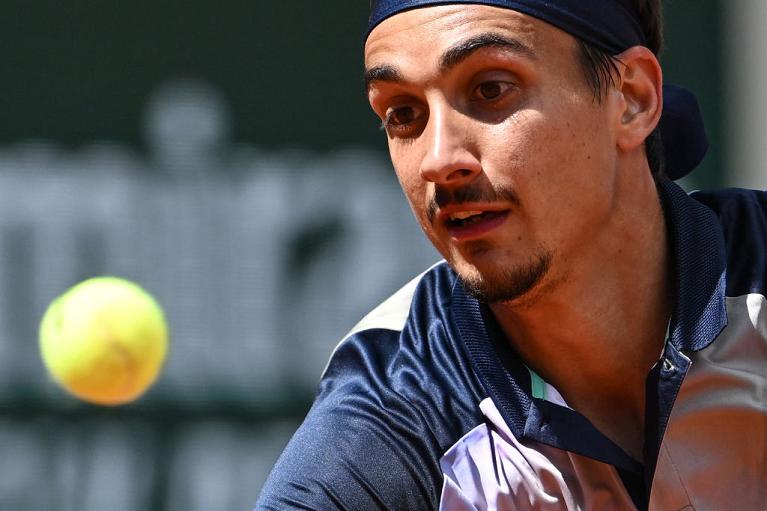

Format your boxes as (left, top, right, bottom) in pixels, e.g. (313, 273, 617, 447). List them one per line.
(254, 330, 443, 510)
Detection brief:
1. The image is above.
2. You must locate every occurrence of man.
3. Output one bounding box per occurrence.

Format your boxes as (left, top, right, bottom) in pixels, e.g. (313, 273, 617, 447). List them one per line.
(257, 1, 767, 509)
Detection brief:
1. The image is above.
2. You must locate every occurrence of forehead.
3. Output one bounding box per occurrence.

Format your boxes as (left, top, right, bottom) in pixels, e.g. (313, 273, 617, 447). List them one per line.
(364, 4, 572, 67)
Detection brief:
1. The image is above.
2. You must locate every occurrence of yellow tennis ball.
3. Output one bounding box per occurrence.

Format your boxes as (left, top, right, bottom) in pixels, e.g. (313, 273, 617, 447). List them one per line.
(39, 277, 169, 406)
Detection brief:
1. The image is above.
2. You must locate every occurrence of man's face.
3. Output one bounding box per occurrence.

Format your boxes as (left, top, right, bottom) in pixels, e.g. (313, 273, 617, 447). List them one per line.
(365, 5, 622, 303)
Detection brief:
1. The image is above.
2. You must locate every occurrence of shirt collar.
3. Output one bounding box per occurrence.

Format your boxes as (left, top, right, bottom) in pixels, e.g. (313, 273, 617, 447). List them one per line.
(657, 178, 728, 352)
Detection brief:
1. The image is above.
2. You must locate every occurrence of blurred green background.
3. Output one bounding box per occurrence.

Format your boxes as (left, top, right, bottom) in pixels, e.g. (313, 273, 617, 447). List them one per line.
(0, 1, 752, 510)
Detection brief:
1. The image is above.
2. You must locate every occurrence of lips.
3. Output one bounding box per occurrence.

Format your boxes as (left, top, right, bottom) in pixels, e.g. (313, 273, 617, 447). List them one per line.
(443, 209, 510, 239)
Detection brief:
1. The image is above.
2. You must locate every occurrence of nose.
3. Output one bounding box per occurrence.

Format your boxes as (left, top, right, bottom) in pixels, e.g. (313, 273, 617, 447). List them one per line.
(419, 103, 482, 185)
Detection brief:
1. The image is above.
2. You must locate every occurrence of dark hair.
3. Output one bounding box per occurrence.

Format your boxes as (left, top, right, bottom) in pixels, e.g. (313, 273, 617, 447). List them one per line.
(576, 0, 664, 179)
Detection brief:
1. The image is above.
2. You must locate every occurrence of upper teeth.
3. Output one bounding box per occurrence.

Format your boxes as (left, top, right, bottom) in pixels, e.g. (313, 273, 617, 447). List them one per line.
(450, 211, 483, 220)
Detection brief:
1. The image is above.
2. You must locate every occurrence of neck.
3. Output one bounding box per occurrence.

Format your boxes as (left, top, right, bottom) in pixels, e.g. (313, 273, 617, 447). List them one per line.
(489, 167, 672, 460)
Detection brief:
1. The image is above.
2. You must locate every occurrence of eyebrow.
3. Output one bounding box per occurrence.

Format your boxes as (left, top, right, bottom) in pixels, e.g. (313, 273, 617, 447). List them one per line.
(364, 33, 536, 92)
(364, 65, 403, 92)
(440, 33, 536, 70)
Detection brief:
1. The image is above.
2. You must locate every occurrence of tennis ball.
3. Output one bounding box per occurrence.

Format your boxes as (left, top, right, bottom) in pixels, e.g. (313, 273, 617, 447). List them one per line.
(39, 277, 169, 406)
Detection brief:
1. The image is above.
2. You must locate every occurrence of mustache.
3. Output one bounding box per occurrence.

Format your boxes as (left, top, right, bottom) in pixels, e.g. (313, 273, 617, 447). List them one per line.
(427, 184, 521, 225)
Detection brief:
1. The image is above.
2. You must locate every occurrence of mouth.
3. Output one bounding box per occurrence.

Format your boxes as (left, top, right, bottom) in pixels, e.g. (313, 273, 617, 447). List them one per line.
(443, 209, 510, 239)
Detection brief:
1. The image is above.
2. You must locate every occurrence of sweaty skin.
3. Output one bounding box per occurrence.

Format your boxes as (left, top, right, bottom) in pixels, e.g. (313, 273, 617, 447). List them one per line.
(365, 5, 670, 461)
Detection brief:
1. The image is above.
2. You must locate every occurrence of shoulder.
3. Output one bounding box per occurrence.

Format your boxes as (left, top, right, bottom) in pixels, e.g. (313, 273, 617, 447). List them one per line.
(257, 262, 485, 510)
(319, 260, 483, 442)
(690, 187, 767, 221)
(323, 261, 459, 380)
(690, 188, 767, 296)
(331, 262, 451, 354)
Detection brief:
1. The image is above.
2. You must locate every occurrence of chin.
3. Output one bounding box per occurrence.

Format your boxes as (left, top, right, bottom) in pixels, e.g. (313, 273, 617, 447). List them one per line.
(453, 251, 553, 304)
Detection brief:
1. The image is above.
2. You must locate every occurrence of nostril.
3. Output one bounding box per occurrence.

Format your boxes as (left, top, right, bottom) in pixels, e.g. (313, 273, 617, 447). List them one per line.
(446, 168, 475, 182)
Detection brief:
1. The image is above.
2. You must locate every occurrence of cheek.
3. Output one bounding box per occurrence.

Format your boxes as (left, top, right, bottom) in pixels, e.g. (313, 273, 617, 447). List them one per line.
(484, 105, 615, 226)
(480, 110, 557, 186)
(499, 105, 608, 178)
(392, 161, 422, 200)
(391, 163, 453, 253)
(392, 162, 430, 223)
(390, 143, 420, 186)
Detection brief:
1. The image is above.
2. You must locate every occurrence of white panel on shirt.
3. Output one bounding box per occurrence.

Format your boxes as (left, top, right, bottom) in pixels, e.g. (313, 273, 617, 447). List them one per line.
(650, 293, 767, 510)
(439, 398, 636, 510)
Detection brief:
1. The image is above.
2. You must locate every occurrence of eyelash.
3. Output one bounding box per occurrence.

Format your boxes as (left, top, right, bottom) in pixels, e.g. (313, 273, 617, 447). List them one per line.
(380, 108, 418, 132)
(379, 112, 393, 131)
(471, 80, 516, 101)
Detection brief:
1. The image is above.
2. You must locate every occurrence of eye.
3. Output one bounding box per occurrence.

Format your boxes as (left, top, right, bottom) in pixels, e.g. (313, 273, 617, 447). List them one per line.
(380, 104, 425, 134)
(384, 106, 416, 127)
(471, 81, 515, 101)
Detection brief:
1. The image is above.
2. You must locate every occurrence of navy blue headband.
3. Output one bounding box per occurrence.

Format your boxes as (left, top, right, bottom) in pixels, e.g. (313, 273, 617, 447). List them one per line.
(366, 0, 708, 180)
(368, 0, 644, 54)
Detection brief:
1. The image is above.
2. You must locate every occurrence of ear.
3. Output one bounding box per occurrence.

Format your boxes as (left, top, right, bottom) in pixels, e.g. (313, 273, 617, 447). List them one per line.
(612, 46, 663, 153)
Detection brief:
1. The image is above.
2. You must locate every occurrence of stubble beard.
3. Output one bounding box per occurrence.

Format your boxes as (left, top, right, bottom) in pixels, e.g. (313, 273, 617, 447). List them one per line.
(424, 181, 553, 303)
(457, 249, 553, 304)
